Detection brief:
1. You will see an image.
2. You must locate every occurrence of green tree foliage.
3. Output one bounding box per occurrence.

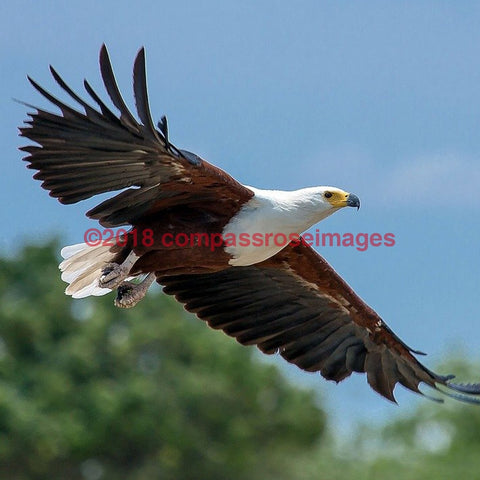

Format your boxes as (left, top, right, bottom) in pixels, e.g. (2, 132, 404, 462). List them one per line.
(0, 241, 326, 480)
(310, 362, 480, 480)
(352, 359, 480, 480)
(1, 240, 479, 480)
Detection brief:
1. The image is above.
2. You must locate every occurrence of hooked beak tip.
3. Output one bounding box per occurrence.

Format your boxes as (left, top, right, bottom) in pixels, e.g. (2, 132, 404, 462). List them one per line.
(346, 193, 360, 210)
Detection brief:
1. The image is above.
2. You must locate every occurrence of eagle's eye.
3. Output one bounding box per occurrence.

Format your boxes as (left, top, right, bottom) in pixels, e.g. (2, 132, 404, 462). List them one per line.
(324, 191, 333, 199)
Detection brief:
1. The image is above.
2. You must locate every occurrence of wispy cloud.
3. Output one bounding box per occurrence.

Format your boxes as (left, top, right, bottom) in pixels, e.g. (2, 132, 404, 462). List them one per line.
(303, 147, 480, 209)
(382, 153, 480, 206)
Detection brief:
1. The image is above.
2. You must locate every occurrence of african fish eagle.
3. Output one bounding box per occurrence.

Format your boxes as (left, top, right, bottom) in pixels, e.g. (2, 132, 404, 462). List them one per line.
(19, 45, 480, 404)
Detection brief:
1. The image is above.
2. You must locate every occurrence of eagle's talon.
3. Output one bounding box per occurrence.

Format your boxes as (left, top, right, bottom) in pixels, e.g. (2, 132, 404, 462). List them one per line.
(99, 262, 130, 289)
(98, 251, 140, 289)
(114, 273, 156, 309)
(114, 282, 138, 308)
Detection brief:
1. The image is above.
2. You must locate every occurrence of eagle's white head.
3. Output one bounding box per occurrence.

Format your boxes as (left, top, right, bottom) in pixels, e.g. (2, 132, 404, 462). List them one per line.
(300, 186, 360, 210)
(271, 186, 361, 228)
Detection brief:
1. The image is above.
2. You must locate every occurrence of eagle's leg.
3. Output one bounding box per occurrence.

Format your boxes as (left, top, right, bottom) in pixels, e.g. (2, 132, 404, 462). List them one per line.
(99, 250, 139, 289)
(114, 273, 156, 309)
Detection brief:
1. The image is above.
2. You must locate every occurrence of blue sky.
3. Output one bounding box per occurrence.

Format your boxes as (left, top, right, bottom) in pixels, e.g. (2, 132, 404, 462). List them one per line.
(2, 1, 480, 435)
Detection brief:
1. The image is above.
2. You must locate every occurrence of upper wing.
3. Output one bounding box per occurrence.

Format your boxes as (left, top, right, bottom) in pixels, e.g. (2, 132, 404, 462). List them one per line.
(160, 241, 480, 403)
(19, 45, 253, 227)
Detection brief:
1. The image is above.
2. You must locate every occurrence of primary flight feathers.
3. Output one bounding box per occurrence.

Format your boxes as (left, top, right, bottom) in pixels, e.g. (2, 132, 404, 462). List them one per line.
(20, 45, 480, 404)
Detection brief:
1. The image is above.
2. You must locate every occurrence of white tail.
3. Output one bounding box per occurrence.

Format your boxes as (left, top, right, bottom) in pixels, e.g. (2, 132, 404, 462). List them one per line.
(59, 243, 116, 298)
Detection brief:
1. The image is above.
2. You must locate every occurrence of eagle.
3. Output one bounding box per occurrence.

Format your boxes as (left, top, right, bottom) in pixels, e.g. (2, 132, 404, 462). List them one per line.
(19, 45, 480, 404)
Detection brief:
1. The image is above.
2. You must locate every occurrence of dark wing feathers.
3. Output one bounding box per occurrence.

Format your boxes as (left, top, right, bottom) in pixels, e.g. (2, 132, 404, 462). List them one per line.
(160, 242, 480, 404)
(20, 45, 253, 226)
(49, 66, 108, 126)
(83, 78, 122, 124)
(99, 45, 140, 132)
(132, 48, 163, 143)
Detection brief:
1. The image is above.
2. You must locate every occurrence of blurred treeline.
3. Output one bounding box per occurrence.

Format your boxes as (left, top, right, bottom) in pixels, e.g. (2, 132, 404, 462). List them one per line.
(0, 240, 479, 480)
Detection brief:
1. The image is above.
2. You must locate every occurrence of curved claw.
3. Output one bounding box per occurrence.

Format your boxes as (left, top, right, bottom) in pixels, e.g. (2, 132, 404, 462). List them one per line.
(114, 273, 156, 308)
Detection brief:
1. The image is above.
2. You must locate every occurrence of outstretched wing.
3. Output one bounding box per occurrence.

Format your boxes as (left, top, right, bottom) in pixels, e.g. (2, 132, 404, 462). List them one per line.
(160, 241, 480, 403)
(19, 45, 253, 227)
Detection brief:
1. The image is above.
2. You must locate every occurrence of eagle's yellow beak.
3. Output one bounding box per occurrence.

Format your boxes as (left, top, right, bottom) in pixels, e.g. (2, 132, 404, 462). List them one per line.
(326, 190, 361, 210)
